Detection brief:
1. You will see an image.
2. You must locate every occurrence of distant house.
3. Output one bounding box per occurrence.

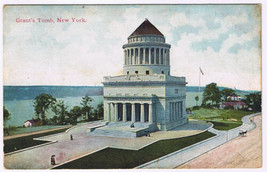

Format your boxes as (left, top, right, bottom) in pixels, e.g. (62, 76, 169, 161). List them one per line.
(220, 101, 247, 110)
(24, 119, 41, 127)
(227, 93, 242, 101)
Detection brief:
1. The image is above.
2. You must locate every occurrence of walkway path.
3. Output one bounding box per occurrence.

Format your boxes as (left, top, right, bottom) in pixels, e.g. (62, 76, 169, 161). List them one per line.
(136, 113, 260, 169)
(4, 119, 210, 169)
(178, 115, 262, 168)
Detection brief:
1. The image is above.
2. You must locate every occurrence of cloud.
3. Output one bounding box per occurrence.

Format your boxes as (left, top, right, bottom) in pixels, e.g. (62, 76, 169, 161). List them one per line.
(171, 26, 261, 90)
(170, 12, 206, 28)
(3, 5, 261, 91)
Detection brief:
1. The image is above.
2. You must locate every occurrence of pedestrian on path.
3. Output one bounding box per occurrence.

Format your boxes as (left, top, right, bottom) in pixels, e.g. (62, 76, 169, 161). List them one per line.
(51, 155, 56, 165)
(70, 134, 73, 140)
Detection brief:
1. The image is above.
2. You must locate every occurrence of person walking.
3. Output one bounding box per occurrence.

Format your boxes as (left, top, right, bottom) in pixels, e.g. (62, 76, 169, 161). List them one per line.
(51, 155, 56, 165)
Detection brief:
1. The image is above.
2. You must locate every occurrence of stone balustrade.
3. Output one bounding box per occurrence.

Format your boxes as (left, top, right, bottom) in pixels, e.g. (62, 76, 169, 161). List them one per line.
(103, 74, 185, 83)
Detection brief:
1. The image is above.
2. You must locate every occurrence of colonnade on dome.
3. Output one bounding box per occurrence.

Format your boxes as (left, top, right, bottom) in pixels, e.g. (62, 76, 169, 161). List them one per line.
(123, 47, 170, 66)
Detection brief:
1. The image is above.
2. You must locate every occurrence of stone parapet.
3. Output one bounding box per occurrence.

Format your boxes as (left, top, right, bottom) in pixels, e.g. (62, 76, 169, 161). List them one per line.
(103, 74, 185, 83)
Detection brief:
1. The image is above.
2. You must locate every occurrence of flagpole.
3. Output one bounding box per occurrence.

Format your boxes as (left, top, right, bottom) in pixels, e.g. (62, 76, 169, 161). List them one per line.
(199, 68, 201, 106)
(199, 69, 201, 94)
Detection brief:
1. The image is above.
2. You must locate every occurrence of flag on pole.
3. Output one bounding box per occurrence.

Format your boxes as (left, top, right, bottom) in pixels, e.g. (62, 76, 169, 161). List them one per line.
(199, 67, 204, 75)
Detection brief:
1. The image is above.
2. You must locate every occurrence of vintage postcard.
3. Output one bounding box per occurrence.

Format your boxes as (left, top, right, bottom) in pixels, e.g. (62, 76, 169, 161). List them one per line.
(2, 2, 263, 170)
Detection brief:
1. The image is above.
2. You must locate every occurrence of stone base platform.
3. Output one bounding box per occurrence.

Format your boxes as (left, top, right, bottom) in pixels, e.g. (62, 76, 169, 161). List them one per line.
(88, 122, 157, 138)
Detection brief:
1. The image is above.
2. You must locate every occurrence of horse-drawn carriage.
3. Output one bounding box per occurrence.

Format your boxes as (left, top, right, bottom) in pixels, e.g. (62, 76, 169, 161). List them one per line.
(239, 129, 247, 136)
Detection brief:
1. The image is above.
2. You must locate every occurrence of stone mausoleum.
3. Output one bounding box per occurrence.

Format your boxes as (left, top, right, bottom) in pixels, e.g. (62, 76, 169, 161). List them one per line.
(102, 19, 187, 132)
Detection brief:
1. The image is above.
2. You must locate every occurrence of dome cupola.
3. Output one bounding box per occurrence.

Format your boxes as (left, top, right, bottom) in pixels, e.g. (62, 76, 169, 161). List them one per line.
(122, 19, 171, 76)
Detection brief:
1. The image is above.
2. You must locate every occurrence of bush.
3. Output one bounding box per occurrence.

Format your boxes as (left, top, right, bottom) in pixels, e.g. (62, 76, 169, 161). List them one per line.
(224, 106, 234, 110)
(201, 103, 213, 109)
(192, 106, 200, 110)
(186, 108, 192, 111)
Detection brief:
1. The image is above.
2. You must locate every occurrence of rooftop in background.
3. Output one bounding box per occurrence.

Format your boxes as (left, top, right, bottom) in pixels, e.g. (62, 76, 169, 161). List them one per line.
(129, 19, 164, 37)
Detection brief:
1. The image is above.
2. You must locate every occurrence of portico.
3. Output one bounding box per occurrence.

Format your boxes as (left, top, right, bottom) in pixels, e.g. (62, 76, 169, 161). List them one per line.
(107, 101, 154, 123)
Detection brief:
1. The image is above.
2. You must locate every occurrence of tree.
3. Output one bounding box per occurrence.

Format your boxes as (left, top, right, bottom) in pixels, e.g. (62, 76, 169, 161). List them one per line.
(3, 106, 11, 135)
(221, 88, 235, 101)
(52, 100, 68, 125)
(33, 94, 56, 124)
(245, 92, 261, 112)
(80, 95, 93, 121)
(68, 106, 82, 125)
(4, 106, 11, 122)
(195, 96, 199, 106)
(202, 83, 221, 106)
(4, 106, 11, 128)
(93, 102, 104, 120)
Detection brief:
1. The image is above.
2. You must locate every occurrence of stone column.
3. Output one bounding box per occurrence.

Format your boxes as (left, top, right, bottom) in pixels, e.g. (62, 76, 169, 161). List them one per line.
(123, 103, 127, 122)
(174, 102, 176, 121)
(106, 103, 110, 121)
(126, 50, 128, 65)
(176, 102, 178, 120)
(110, 103, 114, 121)
(128, 49, 131, 65)
(160, 49, 163, 64)
(143, 48, 146, 64)
(164, 49, 167, 65)
(149, 48, 151, 64)
(140, 103, 145, 122)
(154, 48, 157, 64)
(149, 103, 153, 123)
(132, 48, 135, 65)
(167, 50, 170, 65)
(124, 50, 126, 65)
(131, 103, 135, 123)
(129, 49, 131, 65)
(181, 101, 185, 118)
(170, 102, 172, 121)
(114, 103, 118, 122)
(179, 102, 181, 119)
(172, 102, 175, 121)
(138, 48, 140, 64)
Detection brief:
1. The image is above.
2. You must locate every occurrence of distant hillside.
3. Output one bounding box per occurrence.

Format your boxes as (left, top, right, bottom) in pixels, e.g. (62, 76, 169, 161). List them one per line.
(186, 86, 205, 92)
(4, 85, 259, 101)
(186, 86, 259, 94)
(4, 86, 103, 101)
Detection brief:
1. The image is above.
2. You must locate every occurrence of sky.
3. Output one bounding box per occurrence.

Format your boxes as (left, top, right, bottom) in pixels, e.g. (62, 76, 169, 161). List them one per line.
(3, 5, 261, 91)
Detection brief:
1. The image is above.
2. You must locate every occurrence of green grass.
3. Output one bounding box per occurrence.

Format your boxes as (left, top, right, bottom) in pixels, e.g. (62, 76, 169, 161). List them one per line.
(188, 108, 252, 130)
(4, 125, 71, 136)
(54, 131, 215, 169)
(4, 127, 71, 154)
(207, 121, 242, 130)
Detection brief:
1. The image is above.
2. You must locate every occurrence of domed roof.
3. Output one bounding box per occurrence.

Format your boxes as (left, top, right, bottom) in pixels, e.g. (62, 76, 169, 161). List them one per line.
(129, 19, 164, 37)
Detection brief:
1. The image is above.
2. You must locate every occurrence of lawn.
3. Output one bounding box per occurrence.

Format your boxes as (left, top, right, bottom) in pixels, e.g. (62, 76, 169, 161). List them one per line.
(4, 127, 71, 153)
(206, 121, 242, 130)
(188, 108, 253, 130)
(5, 125, 71, 136)
(54, 131, 215, 169)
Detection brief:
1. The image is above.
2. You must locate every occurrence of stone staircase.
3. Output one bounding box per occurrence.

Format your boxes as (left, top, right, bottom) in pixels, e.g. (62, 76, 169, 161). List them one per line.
(88, 122, 157, 138)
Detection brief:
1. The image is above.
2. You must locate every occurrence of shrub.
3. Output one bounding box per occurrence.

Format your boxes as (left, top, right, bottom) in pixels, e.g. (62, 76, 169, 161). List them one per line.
(224, 106, 234, 110)
(192, 106, 200, 110)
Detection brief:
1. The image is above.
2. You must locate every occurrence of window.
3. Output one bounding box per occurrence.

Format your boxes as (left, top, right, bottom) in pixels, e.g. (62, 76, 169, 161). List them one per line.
(175, 89, 179, 94)
(135, 71, 138, 74)
(146, 70, 149, 75)
(162, 71, 164, 74)
(127, 71, 129, 75)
